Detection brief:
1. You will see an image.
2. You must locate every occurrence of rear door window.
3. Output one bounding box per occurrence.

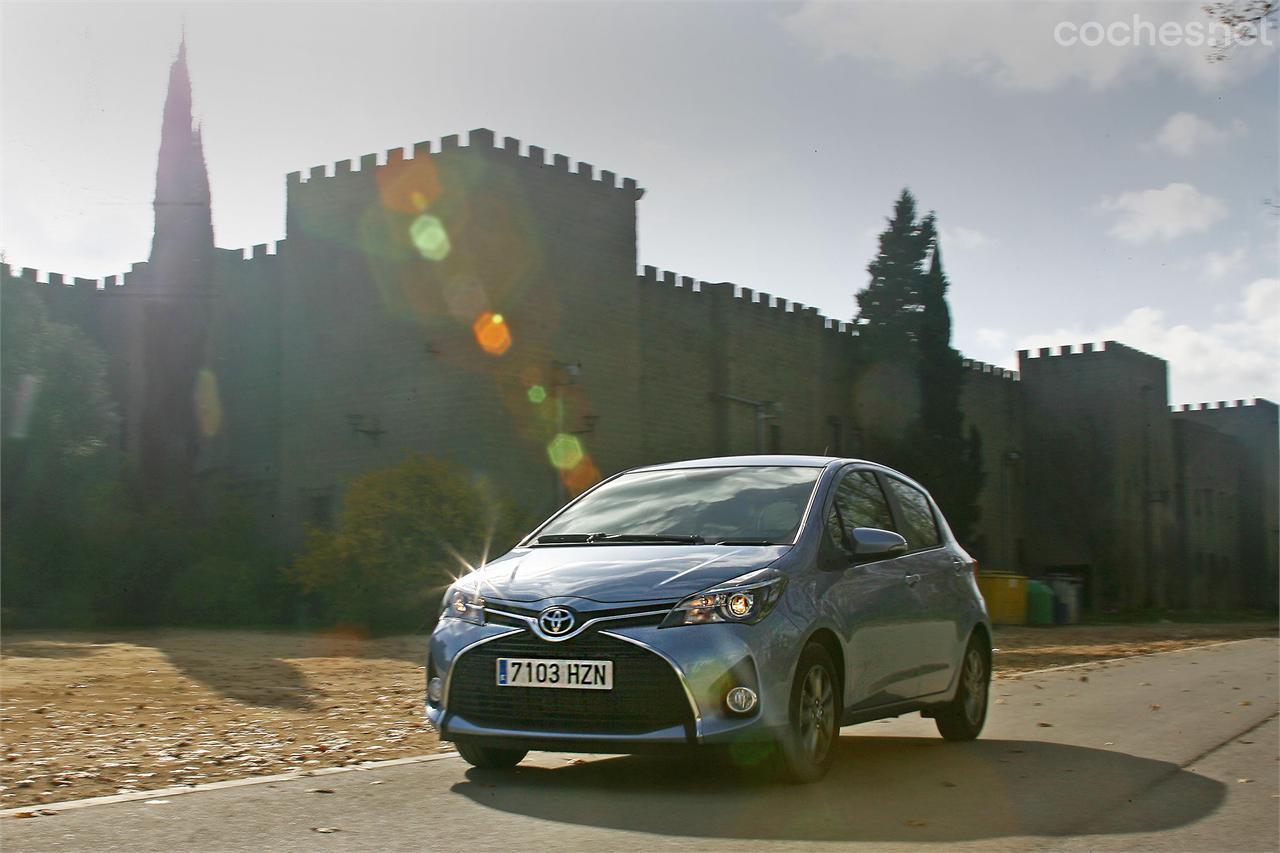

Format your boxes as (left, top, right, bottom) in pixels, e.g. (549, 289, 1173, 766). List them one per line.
(885, 478, 941, 550)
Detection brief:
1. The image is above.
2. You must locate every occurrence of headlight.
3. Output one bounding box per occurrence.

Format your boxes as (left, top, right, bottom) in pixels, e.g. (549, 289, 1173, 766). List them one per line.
(442, 589, 485, 625)
(661, 571, 787, 628)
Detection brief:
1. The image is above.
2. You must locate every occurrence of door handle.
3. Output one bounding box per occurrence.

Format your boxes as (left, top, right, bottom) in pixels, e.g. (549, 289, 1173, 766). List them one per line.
(952, 558, 967, 575)
(904, 573, 921, 587)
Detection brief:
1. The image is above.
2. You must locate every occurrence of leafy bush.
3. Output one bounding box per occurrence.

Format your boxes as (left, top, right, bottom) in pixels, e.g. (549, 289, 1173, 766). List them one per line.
(287, 454, 526, 632)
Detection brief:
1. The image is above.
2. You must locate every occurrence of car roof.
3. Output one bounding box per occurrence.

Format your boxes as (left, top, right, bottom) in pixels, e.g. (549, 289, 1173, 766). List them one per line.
(630, 455, 865, 472)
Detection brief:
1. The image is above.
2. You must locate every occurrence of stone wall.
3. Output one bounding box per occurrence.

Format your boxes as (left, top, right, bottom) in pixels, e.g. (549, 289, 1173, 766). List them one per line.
(5, 126, 1276, 612)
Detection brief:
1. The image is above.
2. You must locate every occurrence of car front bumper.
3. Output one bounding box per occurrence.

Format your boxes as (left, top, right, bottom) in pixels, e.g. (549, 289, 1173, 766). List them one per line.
(426, 611, 803, 749)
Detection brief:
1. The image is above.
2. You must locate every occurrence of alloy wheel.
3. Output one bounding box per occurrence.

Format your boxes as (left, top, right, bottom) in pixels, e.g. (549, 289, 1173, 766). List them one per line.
(798, 663, 835, 763)
(962, 646, 987, 726)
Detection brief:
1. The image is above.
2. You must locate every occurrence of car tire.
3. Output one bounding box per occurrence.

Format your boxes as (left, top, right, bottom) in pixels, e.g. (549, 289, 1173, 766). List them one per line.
(773, 642, 841, 783)
(452, 738, 528, 769)
(934, 634, 990, 741)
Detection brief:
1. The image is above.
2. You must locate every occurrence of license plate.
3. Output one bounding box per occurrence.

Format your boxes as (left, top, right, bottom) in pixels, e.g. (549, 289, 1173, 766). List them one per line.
(496, 658, 613, 690)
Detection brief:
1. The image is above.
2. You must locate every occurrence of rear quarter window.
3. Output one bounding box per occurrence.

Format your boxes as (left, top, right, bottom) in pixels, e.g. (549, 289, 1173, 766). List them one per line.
(886, 478, 941, 550)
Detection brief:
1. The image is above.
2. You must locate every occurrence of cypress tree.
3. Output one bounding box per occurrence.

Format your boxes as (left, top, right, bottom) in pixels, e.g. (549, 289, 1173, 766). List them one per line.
(914, 240, 984, 542)
(855, 190, 934, 357)
(854, 191, 984, 543)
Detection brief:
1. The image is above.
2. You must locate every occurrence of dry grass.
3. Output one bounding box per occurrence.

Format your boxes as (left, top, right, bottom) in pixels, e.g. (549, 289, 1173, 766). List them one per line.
(2, 621, 1275, 808)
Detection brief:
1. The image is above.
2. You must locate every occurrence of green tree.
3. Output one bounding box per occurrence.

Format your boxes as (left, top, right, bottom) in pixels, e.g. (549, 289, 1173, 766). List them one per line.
(1, 280, 121, 624)
(855, 189, 936, 358)
(853, 192, 984, 542)
(287, 454, 526, 632)
(912, 243, 984, 542)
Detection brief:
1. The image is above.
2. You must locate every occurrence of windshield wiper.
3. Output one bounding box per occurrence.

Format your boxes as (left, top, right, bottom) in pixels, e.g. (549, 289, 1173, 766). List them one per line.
(712, 538, 784, 545)
(534, 533, 597, 544)
(534, 532, 706, 545)
(588, 533, 706, 544)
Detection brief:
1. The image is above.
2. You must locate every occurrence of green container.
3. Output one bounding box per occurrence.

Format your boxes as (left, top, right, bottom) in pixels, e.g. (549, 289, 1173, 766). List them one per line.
(1027, 580, 1055, 626)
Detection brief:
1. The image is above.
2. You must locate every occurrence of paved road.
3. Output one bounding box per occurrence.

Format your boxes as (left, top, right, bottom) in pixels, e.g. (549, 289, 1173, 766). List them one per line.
(5, 639, 1277, 852)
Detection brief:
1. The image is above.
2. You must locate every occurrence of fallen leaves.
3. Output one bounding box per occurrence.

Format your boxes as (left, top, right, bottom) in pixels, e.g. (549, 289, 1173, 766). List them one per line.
(0, 631, 443, 808)
(1036, 722, 1053, 728)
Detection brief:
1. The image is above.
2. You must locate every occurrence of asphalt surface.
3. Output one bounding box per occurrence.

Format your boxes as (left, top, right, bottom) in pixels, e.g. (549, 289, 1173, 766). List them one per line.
(4, 638, 1277, 852)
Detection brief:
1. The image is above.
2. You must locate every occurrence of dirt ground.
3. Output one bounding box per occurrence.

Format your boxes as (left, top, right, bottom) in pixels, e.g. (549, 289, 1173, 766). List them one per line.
(2, 621, 1275, 809)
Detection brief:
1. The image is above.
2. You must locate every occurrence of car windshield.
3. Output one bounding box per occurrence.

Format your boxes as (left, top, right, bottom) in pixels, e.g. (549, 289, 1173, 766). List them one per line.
(533, 465, 823, 545)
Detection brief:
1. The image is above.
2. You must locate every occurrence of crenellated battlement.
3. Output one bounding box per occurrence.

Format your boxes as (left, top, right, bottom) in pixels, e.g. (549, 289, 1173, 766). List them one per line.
(637, 265, 840, 332)
(1171, 398, 1278, 413)
(4, 262, 140, 292)
(229, 240, 285, 261)
(286, 128, 642, 198)
(962, 358, 1020, 382)
(1018, 340, 1164, 363)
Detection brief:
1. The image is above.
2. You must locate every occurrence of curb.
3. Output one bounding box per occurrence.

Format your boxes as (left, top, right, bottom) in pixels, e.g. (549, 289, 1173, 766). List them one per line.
(993, 636, 1271, 678)
(1, 750, 461, 817)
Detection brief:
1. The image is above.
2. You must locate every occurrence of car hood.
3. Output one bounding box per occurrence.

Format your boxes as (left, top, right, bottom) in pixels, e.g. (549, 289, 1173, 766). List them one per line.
(461, 544, 791, 604)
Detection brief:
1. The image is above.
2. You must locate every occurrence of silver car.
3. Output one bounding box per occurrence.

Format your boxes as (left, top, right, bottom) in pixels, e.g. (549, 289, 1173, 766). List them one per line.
(426, 455, 992, 782)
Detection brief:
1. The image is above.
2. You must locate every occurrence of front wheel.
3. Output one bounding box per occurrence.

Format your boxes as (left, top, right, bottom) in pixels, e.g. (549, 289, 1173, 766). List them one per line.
(772, 642, 841, 783)
(934, 635, 990, 741)
(452, 737, 528, 769)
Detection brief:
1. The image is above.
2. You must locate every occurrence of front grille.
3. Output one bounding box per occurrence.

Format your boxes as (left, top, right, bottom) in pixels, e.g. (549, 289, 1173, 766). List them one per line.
(447, 631, 693, 736)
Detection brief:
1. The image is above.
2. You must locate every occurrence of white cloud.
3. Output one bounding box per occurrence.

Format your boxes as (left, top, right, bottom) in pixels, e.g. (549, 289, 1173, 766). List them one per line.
(1097, 183, 1227, 243)
(780, 1, 1277, 92)
(1200, 247, 1248, 281)
(1010, 278, 1280, 403)
(941, 225, 993, 251)
(1149, 112, 1246, 157)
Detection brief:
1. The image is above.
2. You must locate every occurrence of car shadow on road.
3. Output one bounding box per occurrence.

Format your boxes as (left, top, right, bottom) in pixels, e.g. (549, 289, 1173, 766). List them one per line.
(451, 735, 1225, 844)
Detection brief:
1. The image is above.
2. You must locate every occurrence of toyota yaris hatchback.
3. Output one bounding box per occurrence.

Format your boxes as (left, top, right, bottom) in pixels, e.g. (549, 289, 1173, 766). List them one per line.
(426, 456, 992, 782)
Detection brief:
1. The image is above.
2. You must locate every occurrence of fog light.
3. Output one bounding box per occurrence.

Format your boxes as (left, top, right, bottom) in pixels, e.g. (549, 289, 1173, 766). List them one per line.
(726, 686, 758, 714)
(428, 676, 444, 704)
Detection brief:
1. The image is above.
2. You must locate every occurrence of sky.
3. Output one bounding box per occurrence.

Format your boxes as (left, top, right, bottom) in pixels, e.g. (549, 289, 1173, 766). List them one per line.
(2, 0, 1277, 405)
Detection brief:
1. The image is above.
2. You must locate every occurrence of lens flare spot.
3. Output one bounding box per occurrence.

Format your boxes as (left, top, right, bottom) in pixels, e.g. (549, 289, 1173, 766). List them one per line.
(527, 384, 547, 404)
(193, 368, 223, 439)
(546, 433, 584, 471)
(473, 311, 512, 356)
(377, 157, 442, 214)
(410, 214, 451, 261)
(562, 456, 601, 496)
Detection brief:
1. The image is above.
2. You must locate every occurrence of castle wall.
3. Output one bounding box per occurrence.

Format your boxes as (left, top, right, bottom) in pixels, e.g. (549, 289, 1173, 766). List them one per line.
(272, 130, 644, 538)
(204, 246, 284, 511)
(959, 359, 1025, 569)
(8, 124, 1276, 612)
(1018, 342, 1177, 610)
(1172, 400, 1279, 607)
(1170, 417, 1244, 610)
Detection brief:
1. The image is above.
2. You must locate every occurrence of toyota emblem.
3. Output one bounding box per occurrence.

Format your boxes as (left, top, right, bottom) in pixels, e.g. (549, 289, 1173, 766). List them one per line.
(538, 606, 575, 636)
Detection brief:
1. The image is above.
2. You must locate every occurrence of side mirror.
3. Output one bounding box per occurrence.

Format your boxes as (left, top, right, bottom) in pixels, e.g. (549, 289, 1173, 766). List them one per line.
(849, 527, 908, 562)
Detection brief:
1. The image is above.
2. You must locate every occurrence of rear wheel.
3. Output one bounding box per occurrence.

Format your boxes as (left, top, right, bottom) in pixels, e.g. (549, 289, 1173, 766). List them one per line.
(452, 738, 528, 769)
(935, 635, 990, 741)
(773, 642, 840, 783)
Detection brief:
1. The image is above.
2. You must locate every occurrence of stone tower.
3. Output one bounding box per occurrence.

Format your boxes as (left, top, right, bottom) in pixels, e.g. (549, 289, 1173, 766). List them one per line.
(135, 39, 217, 498)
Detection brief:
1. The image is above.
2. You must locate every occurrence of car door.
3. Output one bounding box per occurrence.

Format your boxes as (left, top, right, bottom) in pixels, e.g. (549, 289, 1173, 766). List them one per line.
(822, 467, 922, 709)
(881, 475, 961, 698)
